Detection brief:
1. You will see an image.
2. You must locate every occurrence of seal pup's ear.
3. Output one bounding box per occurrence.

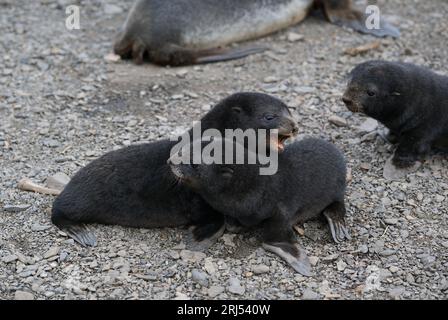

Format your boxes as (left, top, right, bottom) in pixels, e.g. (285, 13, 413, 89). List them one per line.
(320, 0, 400, 38)
(232, 106, 242, 113)
(262, 242, 313, 276)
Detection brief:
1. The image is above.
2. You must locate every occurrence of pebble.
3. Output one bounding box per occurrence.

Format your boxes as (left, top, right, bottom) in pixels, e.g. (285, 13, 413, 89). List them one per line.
(31, 224, 51, 232)
(208, 285, 224, 298)
(46, 172, 70, 190)
(43, 246, 60, 259)
(227, 277, 245, 295)
(103, 4, 123, 14)
(2, 254, 18, 263)
(301, 288, 321, 300)
(3, 204, 31, 213)
(191, 269, 208, 287)
(14, 291, 34, 300)
(328, 115, 347, 127)
(180, 250, 206, 263)
(357, 118, 378, 133)
(287, 32, 304, 42)
(384, 218, 398, 225)
(252, 264, 270, 274)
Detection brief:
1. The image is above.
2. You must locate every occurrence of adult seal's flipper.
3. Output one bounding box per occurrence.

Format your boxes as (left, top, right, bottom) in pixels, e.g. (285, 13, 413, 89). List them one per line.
(63, 224, 97, 247)
(321, 0, 400, 38)
(262, 242, 313, 276)
(184, 223, 225, 252)
(195, 46, 268, 64)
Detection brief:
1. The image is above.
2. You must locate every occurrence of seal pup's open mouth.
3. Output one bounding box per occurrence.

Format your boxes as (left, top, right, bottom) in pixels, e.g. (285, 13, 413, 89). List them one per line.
(277, 133, 294, 152)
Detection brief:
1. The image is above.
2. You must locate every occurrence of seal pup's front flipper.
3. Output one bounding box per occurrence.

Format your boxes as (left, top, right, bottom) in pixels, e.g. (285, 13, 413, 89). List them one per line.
(322, 201, 351, 244)
(184, 223, 225, 252)
(320, 0, 400, 38)
(263, 242, 313, 276)
(63, 224, 97, 247)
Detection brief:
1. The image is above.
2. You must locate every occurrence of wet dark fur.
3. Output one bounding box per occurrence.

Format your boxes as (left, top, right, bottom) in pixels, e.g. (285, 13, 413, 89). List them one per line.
(173, 137, 348, 274)
(343, 60, 448, 167)
(51, 92, 297, 245)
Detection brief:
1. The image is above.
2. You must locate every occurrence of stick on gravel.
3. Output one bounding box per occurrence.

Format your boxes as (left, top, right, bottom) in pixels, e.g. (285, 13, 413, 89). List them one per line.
(18, 178, 61, 196)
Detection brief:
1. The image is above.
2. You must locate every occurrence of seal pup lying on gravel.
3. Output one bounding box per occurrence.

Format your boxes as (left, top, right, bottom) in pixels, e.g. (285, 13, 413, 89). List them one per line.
(169, 137, 349, 276)
(51, 92, 298, 247)
(343, 60, 448, 168)
(114, 0, 400, 65)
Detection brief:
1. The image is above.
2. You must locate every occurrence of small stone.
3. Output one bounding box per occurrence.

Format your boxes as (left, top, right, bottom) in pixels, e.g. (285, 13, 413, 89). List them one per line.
(204, 258, 216, 275)
(191, 269, 208, 287)
(104, 53, 121, 63)
(252, 264, 269, 274)
(287, 32, 304, 42)
(208, 285, 224, 298)
(328, 115, 347, 127)
(384, 218, 398, 225)
(14, 291, 34, 300)
(227, 277, 245, 295)
(2, 254, 18, 263)
(180, 250, 206, 263)
(389, 266, 399, 273)
(336, 259, 347, 271)
(3, 204, 31, 213)
(388, 287, 406, 299)
(46, 172, 70, 190)
(31, 224, 51, 232)
(379, 249, 396, 257)
(357, 118, 378, 133)
(301, 288, 321, 300)
(294, 86, 315, 94)
(309, 256, 319, 266)
(43, 246, 60, 259)
(168, 250, 180, 260)
(263, 76, 278, 83)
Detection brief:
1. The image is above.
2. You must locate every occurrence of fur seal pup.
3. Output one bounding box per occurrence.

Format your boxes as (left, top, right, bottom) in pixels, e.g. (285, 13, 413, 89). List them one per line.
(114, 0, 400, 65)
(342, 60, 448, 168)
(169, 137, 349, 276)
(51, 92, 298, 247)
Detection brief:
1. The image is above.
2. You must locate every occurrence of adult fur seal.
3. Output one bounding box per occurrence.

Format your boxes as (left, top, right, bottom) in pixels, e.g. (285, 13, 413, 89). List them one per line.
(342, 60, 448, 168)
(169, 137, 349, 276)
(114, 0, 399, 65)
(51, 92, 298, 247)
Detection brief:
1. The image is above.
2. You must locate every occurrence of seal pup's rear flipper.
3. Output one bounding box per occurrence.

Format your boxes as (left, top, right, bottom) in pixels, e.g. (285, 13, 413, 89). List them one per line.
(184, 223, 226, 252)
(322, 201, 351, 244)
(63, 224, 97, 247)
(195, 46, 268, 64)
(321, 0, 400, 38)
(262, 242, 313, 276)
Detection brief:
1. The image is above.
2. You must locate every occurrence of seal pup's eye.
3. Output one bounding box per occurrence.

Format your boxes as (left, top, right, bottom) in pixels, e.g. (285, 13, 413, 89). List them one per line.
(264, 113, 277, 121)
(367, 90, 376, 97)
(220, 167, 234, 178)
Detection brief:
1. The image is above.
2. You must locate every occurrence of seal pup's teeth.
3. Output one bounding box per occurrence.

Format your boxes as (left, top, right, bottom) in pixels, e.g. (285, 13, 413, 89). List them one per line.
(262, 242, 313, 277)
(184, 223, 225, 252)
(63, 224, 97, 247)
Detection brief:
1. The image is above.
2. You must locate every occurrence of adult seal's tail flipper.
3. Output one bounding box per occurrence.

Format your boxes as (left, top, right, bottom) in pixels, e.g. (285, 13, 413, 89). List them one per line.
(319, 0, 400, 38)
(64, 224, 98, 247)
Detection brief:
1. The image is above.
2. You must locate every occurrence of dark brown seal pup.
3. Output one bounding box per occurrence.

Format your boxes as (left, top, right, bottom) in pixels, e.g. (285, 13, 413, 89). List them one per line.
(51, 92, 298, 247)
(114, 0, 399, 65)
(169, 137, 349, 276)
(342, 60, 448, 168)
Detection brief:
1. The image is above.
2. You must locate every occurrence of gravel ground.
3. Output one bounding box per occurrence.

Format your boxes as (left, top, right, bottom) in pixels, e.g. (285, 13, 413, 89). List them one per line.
(1, 0, 447, 300)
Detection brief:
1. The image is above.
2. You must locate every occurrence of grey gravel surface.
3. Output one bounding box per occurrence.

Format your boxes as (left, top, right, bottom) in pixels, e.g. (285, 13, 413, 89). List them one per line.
(0, 0, 447, 300)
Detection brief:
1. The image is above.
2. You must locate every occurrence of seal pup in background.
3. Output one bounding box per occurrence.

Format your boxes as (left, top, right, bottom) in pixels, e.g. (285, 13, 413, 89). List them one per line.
(51, 93, 298, 247)
(343, 60, 448, 168)
(114, 0, 400, 65)
(169, 137, 349, 276)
